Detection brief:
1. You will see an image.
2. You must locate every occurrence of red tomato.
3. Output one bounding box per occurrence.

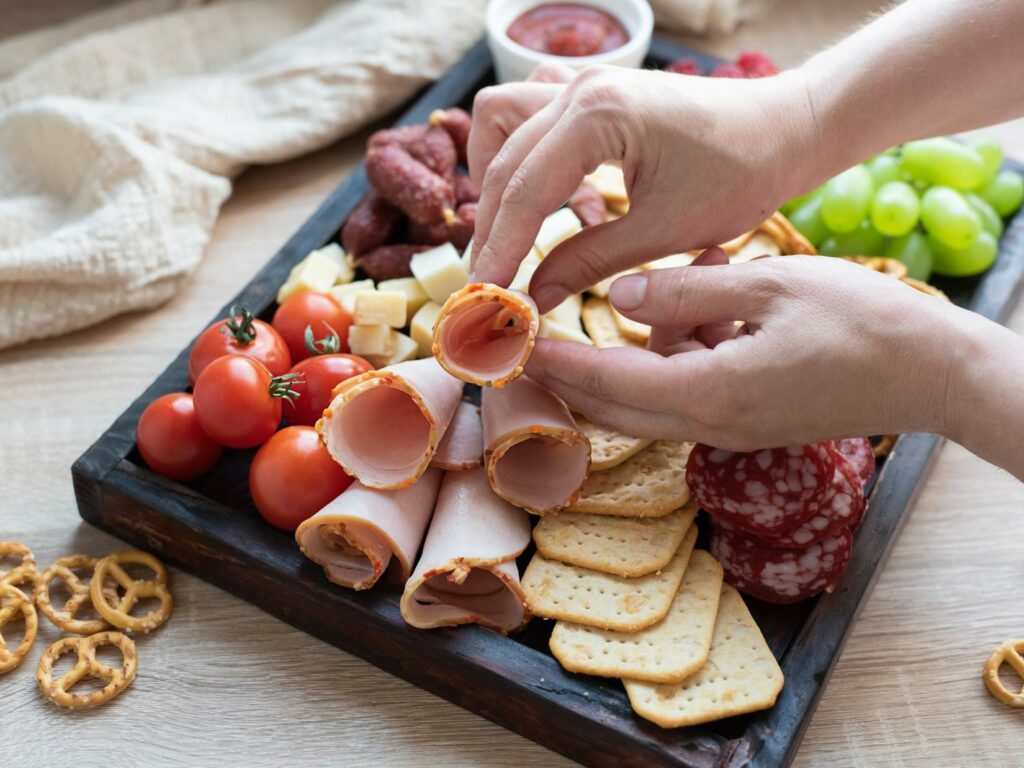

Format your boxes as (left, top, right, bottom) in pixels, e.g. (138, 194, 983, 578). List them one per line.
(249, 426, 353, 530)
(188, 306, 291, 383)
(272, 291, 352, 362)
(286, 353, 373, 427)
(193, 355, 298, 448)
(136, 393, 222, 480)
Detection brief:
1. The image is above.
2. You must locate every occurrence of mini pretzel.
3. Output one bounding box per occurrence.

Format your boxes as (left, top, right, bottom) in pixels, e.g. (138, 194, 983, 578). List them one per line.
(0, 541, 39, 597)
(0, 583, 38, 674)
(36, 631, 137, 708)
(90, 550, 173, 633)
(984, 640, 1024, 707)
(35, 555, 116, 635)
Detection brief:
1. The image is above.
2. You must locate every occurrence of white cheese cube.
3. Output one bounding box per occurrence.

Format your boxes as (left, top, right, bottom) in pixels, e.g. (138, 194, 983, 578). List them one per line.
(367, 331, 418, 367)
(377, 277, 429, 318)
(329, 280, 375, 315)
(276, 250, 342, 303)
(410, 301, 443, 358)
(539, 317, 593, 345)
(544, 293, 583, 331)
(509, 250, 542, 293)
(348, 324, 396, 357)
(534, 208, 582, 258)
(410, 243, 469, 304)
(314, 243, 354, 285)
(354, 291, 406, 328)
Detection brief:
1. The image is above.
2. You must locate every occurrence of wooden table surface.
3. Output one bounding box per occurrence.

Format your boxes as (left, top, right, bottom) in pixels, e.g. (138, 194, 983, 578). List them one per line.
(2, 2, 1023, 766)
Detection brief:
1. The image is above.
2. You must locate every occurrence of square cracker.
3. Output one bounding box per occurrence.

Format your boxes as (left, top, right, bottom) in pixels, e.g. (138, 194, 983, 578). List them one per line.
(569, 441, 692, 518)
(521, 526, 697, 632)
(624, 584, 784, 728)
(574, 415, 652, 471)
(550, 550, 723, 683)
(581, 296, 642, 348)
(533, 505, 697, 577)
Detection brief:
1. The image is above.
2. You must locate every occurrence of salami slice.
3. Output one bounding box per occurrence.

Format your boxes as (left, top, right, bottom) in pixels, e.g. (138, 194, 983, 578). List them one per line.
(686, 442, 836, 536)
(836, 437, 875, 485)
(728, 454, 865, 548)
(710, 523, 853, 604)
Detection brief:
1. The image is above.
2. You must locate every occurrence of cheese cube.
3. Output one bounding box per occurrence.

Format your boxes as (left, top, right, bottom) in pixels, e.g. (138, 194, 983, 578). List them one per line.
(355, 291, 406, 328)
(544, 293, 583, 331)
(276, 249, 341, 303)
(534, 208, 582, 258)
(348, 325, 396, 357)
(539, 317, 593, 345)
(410, 301, 442, 358)
(314, 243, 355, 285)
(509, 250, 542, 293)
(377, 277, 429, 318)
(410, 243, 469, 304)
(329, 280, 374, 315)
(366, 331, 418, 368)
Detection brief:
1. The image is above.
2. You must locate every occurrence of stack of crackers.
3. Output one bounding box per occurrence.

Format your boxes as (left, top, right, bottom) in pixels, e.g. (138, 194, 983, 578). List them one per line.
(520, 433, 784, 728)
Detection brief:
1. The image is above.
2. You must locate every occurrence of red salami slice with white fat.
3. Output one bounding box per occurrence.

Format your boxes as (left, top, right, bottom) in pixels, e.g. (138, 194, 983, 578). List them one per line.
(318, 357, 462, 489)
(432, 401, 483, 470)
(295, 467, 443, 590)
(433, 283, 539, 387)
(401, 468, 532, 632)
(481, 376, 591, 514)
(836, 437, 875, 485)
(686, 442, 835, 535)
(710, 523, 853, 604)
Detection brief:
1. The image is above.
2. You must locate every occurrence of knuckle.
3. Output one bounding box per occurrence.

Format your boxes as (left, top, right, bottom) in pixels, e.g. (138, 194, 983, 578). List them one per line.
(472, 86, 502, 118)
(481, 152, 510, 193)
(500, 166, 533, 210)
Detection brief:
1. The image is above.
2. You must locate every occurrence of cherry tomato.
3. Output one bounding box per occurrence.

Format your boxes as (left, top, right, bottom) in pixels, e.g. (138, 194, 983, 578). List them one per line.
(249, 426, 353, 530)
(192, 355, 299, 448)
(136, 393, 222, 481)
(272, 292, 352, 362)
(286, 353, 373, 427)
(188, 305, 291, 383)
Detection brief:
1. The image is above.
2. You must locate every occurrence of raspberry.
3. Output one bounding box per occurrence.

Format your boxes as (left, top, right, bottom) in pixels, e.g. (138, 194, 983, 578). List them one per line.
(736, 51, 780, 77)
(665, 57, 702, 76)
(710, 62, 747, 78)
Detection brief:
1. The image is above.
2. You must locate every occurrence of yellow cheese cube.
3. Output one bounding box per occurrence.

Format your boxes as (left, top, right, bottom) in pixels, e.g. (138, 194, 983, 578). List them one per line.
(348, 325, 396, 357)
(329, 280, 374, 315)
(509, 250, 541, 293)
(410, 301, 442, 358)
(539, 317, 593, 345)
(315, 243, 354, 285)
(544, 293, 583, 331)
(377, 277, 429, 318)
(410, 243, 469, 304)
(367, 331, 418, 368)
(354, 291, 406, 328)
(276, 249, 342, 303)
(534, 208, 582, 258)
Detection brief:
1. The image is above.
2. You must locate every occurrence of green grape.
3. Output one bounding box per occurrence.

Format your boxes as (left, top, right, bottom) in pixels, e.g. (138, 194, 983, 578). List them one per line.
(870, 181, 920, 236)
(965, 192, 1004, 239)
(978, 169, 1024, 216)
(821, 165, 873, 233)
(781, 187, 821, 217)
(818, 223, 887, 257)
(929, 231, 998, 277)
(788, 194, 830, 246)
(902, 138, 987, 190)
(968, 135, 1003, 183)
(920, 186, 981, 249)
(885, 231, 932, 281)
(866, 155, 902, 187)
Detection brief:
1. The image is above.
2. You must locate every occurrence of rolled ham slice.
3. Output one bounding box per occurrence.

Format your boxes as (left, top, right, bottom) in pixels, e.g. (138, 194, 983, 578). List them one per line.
(318, 357, 462, 489)
(431, 401, 483, 470)
(401, 468, 531, 632)
(482, 376, 591, 514)
(432, 282, 539, 387)
(295, 468, 443, 590)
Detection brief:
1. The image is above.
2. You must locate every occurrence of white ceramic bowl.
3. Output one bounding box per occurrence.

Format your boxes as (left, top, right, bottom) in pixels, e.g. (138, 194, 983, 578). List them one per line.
(486, 0, 654, 83)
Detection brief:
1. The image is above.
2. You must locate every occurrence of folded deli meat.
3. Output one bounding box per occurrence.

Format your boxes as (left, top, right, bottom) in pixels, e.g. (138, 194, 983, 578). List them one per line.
(401, 468, 531, 632)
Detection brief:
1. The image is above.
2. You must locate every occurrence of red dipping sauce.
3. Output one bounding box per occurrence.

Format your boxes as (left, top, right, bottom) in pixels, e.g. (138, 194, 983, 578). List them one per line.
(507, 4, 630, 58)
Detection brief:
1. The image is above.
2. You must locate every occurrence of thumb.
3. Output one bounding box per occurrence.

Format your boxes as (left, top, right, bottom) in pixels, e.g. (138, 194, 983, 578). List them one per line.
(610, 258, 777, 328)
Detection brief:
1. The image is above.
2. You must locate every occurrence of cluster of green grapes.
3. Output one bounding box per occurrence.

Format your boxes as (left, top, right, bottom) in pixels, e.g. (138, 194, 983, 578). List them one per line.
(782, 136, 1024, 280)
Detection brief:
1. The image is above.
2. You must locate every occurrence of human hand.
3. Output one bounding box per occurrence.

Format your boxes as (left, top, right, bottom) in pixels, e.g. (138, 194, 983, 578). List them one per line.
(468, 64, 818, 312)
(524, 256, 975, 450)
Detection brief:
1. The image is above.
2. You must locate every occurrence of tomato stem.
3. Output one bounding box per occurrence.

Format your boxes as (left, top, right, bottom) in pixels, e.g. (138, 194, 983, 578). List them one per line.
(269, 372, 303, 402)
(221, 305, 259, 346)
(304, 323, 342, 356)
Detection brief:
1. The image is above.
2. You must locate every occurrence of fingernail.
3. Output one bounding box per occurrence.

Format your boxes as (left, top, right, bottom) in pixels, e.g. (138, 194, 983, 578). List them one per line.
(609, 273, 648, 311)
(532, 283, 566, 313)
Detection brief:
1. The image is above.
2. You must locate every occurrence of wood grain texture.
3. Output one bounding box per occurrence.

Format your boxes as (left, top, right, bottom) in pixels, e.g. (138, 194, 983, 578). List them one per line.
(2, 2, 1024, 767)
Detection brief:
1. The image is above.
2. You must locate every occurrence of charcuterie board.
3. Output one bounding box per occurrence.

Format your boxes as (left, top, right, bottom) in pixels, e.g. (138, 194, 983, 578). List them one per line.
(72, 37, 1024, 768)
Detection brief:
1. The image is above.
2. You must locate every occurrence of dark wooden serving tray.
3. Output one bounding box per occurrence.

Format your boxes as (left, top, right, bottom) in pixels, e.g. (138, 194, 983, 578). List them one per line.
(73, 37, 1024, 768)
